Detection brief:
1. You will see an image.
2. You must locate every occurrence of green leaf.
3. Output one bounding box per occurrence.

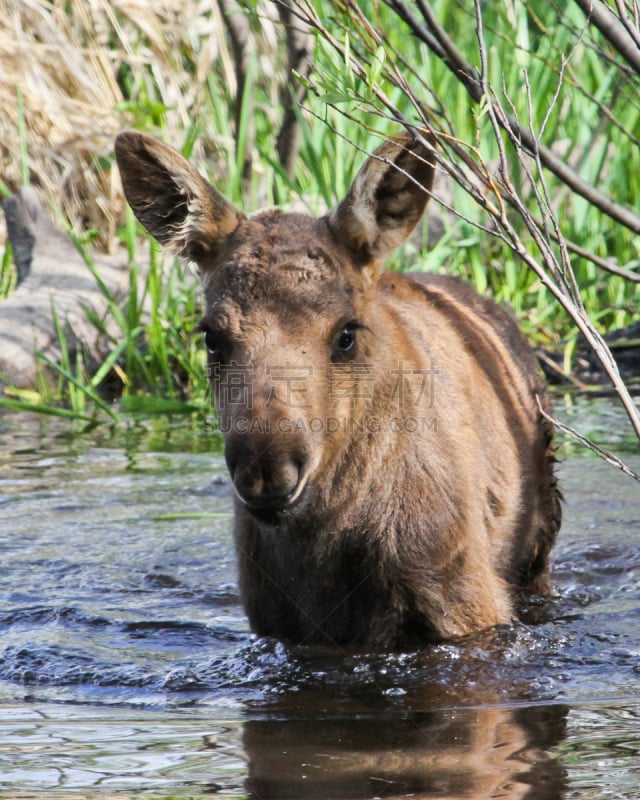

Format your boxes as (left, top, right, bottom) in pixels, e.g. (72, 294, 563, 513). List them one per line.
(0, 397, 94, 421)
(367, 45, 386, 86)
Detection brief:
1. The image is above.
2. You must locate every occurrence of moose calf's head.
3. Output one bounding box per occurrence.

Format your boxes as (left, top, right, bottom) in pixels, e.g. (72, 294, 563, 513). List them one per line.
(115, 131, 435, 520)
(116, 130, 560, 648)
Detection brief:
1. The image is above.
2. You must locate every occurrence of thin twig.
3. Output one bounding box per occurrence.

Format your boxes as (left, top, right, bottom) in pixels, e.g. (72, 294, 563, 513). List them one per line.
(574, 0, 640, 75)
(473, 0, 640, 441)
(290, 0, 640, 446)
(385, 0, 640, 234)
(538, 398, 640, 484)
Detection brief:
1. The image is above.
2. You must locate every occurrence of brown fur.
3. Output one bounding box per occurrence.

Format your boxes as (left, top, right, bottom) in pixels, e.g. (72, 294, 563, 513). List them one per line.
(115, 131, 561, 649)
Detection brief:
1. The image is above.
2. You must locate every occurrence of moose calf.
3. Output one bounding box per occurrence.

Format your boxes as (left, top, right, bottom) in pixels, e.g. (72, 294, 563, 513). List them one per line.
(115, 131, 561, 649)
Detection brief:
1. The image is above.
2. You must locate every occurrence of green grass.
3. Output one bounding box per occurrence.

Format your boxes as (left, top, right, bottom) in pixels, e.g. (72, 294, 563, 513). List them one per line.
(1, 0, 638, 425)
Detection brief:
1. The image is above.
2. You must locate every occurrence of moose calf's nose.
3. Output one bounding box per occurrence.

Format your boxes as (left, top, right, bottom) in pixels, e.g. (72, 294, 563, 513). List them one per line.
(226, 441, 307, 511)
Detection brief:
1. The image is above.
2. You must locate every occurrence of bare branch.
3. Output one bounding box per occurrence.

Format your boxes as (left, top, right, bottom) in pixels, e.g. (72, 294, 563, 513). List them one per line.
(538, 399, 640, 484)
(384, 0, 640, 235)
(574, 0, 640, 75)
(613, 0, 640, 50)
(289, 0, 640, 449)
(473, 0, 640, 440)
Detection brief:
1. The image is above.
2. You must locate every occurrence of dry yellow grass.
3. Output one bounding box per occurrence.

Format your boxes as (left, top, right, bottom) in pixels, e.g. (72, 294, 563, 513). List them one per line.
(0, 0, 239, 251)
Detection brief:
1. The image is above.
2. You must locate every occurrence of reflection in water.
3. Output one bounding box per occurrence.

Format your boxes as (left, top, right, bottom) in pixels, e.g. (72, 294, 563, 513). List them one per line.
(240, 703, 568, 799)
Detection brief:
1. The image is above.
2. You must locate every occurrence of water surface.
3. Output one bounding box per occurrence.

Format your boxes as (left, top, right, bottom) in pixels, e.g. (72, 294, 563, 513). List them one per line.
(0, 398, 639, 798)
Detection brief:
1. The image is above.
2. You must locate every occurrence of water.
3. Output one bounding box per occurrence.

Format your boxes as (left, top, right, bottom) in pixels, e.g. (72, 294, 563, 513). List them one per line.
(0, 398, 639, 798)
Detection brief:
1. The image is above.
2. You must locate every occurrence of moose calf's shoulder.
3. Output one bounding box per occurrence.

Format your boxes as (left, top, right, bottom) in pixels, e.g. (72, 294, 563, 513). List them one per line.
(116, 130, 561, 650)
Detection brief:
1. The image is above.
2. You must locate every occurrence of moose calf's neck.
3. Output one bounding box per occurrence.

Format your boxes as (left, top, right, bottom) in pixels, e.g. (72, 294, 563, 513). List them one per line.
(115, 130, 561, 650)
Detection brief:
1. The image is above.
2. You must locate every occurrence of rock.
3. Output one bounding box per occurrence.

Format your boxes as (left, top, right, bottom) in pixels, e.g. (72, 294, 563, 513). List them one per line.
(1, 187, 129, 389)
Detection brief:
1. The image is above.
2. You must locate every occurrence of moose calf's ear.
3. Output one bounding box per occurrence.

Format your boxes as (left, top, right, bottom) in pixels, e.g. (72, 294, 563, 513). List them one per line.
(328, 134, 436, 263)
(114, 131, 244, 261)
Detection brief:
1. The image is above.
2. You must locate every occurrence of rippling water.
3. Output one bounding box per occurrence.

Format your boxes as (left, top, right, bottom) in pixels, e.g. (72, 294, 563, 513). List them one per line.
(0, 398, 639, 798)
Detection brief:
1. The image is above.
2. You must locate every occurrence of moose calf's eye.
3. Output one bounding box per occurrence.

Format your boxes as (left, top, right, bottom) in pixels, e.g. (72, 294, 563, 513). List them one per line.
(203, 329, 222, 358)
(337, 328, 356, 352)
(332, 322, 361, 361)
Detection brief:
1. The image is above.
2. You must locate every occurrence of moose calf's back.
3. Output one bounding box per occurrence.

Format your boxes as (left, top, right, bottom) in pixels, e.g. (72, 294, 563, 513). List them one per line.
(115, 130, 561, 649)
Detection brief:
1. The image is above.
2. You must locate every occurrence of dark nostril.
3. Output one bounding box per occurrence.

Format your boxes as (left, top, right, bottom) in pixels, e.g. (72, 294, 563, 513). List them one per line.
(274, 460, 302, 495)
